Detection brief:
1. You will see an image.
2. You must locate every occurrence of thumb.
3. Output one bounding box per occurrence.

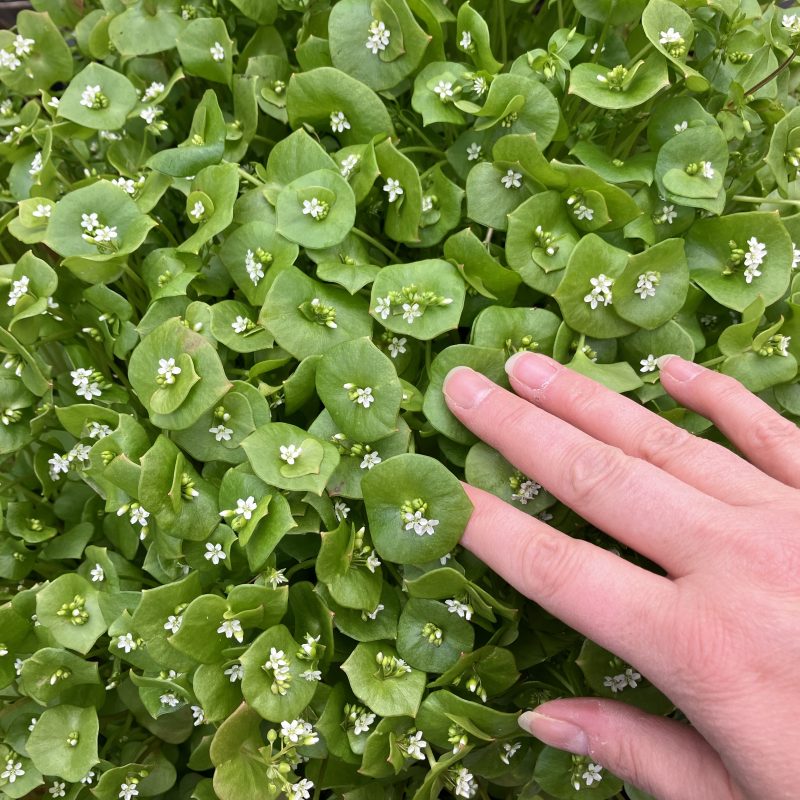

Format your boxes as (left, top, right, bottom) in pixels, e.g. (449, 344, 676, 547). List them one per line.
(520, 698, 743, 800)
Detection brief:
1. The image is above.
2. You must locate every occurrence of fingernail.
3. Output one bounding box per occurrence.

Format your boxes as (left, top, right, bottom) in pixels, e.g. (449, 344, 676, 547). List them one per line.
(505, 351, 560, 389)
(519, 711, 590, 756)
(656, 354, 703, 382)
(443, 366, 491, 410)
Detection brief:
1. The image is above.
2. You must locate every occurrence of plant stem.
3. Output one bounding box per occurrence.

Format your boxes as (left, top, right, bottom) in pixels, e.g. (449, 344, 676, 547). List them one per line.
(497, 0, 508, 64)
(699, 355, 725, 368)
(351, 228, 401, 263)
(626, 43, 653, 69)
(399, 146, 442, 157)
(733, 194, 800, 207)
(238, 167, 262, 186)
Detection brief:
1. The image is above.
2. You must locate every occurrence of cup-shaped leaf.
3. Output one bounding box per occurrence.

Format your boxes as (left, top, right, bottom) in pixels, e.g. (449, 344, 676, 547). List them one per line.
(108, 2, 186, 56)
(26, 704, 99, 782)
(176, 17, 233, 84)
(375, 139, 424, 243)
(128, 317, 232, 430)
(362, 453, 473, 564)
(341, 641, 426, 717)
(211, 301, 273, 353)
(178, 162, 240, 254)
(316, 337, 403, 443)
(569, 52, 669, 110)
(276, 169, 356, 249)
(466, 161, 534, 231)
(411, 62, 468, 126)
(655, 125, 728, 201)
(35, 573, 107, 654)
(58, 62, 138, 130)
(457, 1, 502, 73)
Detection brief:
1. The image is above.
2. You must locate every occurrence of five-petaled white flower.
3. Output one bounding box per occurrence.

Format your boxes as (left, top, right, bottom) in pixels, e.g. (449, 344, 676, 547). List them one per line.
(231, 315, 250, 334)
(210, 41, 225, 61)
(32, 203, 51, 218)
(375, 296, 392, 320)
(245, 249, 264, 284)
(353, 710, 376, 735)
(13, 35, 34, 57)
(783, 14, 800, 34)
(433, 80, 454, 101)
(640, 354, 658, 373)
(334, 499, 350, 521)
(7, 275, 29, 307)
(402, 509, 440, 536)
(160, 692, 180, 708)
(78, 381, 102, 401)
(582, 763, 603, 787)
(466, 142, 482, 161)
(584, 273, 614, 309)
(157, 357, 182, 384)
(29, 152, 42, 176)
(302, 197, 326, 219)
(204, 542, 226, 565)
(235, 496, 258, 520)
(500, 169, 522, 190)
(445, 598, 473, 620)
(330, 111, 351, 134)
(88, 421, 112, 439)
(659, 27, 682, 45)
(0, 50, 21, 71)
(143, 81, 165, 101)
(511, 479, 541, 504)
(340, 153, 360, 178)
(130, 506, 150, 526)
(191, 705, 205, 726)
(402, 302, 422, 323)
(190, 201, 205, 221)
(90, 563, 105, 582)
(1, 760, 25, 783)
(48, 453, 70, 478)
(164, 614, 182, 634)
(71, 366, 92, 383)
(454, 767, 477, 799)
(217, 618, 244, 642)
(116, 633, 137, 653)
(635, 270, 658, 300)
(119, 783, 139, 800)
(383, 177, 403, 203)
(573, 203, 594, 221)
(472, 76, 488, 95)
(700, 160, 715, 179)
(224, 662, 244, 682)
(280, 443, 302, 464)
(139, 106, 161, 125)
(403, 730, 427, 759)
(288, 778, 315, 800)
(365, 551, 382, 573)
(365, 19, 391, 54)
(360, 450, 381, 470)
(743, 236, 767, 284)
(209, 424, 233, 442)
(660, 204, 677, 224)
(460, 30, 472, 49)
(49, 781, 66, 797)
(80, 84, 102, 108)
(388, 336, 407, 358)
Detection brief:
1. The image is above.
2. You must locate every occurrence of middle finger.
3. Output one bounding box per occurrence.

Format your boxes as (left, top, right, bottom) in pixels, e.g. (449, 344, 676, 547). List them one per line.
(443, 366, 733, 575)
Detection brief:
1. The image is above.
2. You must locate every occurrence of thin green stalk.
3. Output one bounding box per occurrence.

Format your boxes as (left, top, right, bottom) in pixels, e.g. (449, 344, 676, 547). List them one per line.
(238, 167, 262, 186)
(399, 146, 442, 157)
(626, 42, 653, 69)
(733, 195, 800, 207)
(497, 0, 508, 64)
(351, 227, 401, 263)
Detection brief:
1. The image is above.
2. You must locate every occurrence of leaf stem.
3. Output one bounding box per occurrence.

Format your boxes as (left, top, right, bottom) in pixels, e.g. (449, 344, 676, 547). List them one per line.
(399, 146, 442, 157)
(351, 228, 401, 263)
(238, 167, 262, 187)
(732, 194, 800, 207)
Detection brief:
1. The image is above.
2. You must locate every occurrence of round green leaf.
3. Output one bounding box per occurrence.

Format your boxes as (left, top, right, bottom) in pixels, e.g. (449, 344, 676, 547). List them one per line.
(569, 53, 669, 110)
(58, 62, 138, 130)
(26, 704, 99, 782)
(35, 573, 107, 654)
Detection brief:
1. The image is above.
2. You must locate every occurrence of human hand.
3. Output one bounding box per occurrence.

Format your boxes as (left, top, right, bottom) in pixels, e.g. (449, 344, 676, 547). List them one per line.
(442, 352, 800, 800)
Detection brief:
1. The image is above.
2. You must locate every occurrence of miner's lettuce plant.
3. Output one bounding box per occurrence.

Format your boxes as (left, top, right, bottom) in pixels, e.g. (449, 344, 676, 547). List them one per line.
(0, 0, 799, 799)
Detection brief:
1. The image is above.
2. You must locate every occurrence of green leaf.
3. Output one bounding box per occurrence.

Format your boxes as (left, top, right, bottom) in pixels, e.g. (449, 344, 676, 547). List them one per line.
(109, 3, 186, 56)
(341, 641, 426, 717)
(178, 162, 240, 254)
(26, 704, 99, 782)
(411, 62, 468, 126)
(36, 573, 107, 654)
(569, 53, 669, 110)
(58, 62, 138, 130)
(375, 139, 424, 244)
(456, 1, 502, 73)
(535, 745, 624, 799)
(444, 228, 521, 303)
(362, 453, 473, 564)
(176, 17, 233, 84)
(655, 126, 728, 201)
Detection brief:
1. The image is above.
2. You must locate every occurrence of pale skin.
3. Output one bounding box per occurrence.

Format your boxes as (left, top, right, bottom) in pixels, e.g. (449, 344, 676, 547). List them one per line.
(442, 352, 800, 800)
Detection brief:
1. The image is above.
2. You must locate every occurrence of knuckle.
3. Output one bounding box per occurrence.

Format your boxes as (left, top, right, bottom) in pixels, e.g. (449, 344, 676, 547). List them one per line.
(516, 527, 584, 603)
(748, 411, 799, 454)
(634, 422, 693, 468)
(563, 443, 629, 506)
(491, 395, 534, 438)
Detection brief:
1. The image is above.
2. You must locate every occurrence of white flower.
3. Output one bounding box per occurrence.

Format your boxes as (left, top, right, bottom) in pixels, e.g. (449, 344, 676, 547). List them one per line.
(143, 81, 165, 101)
(32, 203, 51, 218)
(210, 41, 225, 61)
(204, 542, 226, 565)
(500, 169, 522, 189)
(421, 195, 434, 213)
(402, 509, 440, 536)
(288, 779, 315, 800)
(454, 767, 478, 798)
(209, 424, 233, 442)
(366, 603, 384, 620)
(472, 76, 488, 95)
(231, 315, 250, 334)
(217, 618, 244, 643)
(301, 668, 322, 681)
(466, 142, 482, 161)
(674, 119, 688, 133)
(792, 242, 800, 270)
(160, 692, 180, 708)
(388, 336, 407, 358)
(460, 30, 472, 49)
(7, 275, 29, 307)
(88, 421, 112, 439)
(302, 197, 326, 219)
(116, 633, 137, 653)
(375, 296, 392, 320)
(340, 153, 360, 178)
(383, 177, 403, 202)
(280, 443, 302, 464)
(90, 563, 105, 582)
(119, 783, 139, 800)
(404, 730, 427, 760)
(47, 780, 66, 798)
(700, 160, 715, 179)
(353, 710, 376, 735)
(130, 506, 150, 526)
(635, 270, 658, 300)
(511, 479, 541, 504)
(80, 771, 96, 785)
(281, 718, 319, 744)
(224, 662, 244, 682)
(157, 357, 182, 384)
(13, 35, 35, 57)
(603, 667, 642, 692)
(360, 450, 381, 470)
(81, 212, 99, 232)
(330, 110, 351, 134)
(112, 177, 137, 194)
(80, 84, 102, 108)
(346, 384, 374, 408)
(77, 381, 102, 401)
(366, 19, 391, 54)
(29, 152, 42, 176)
(445, 598, 473, 620)
(0, 49, 22, 70)
(191, 705, 205, 726)
(365, 551, 382, 573)
(660, 204, 677, 224)
(1, 760, 25, 783)
(93, 225, 118, 243)
(139, 106, 161, 125)
(164, 614, 182, 634)
(13, 658, 24, 676)
(402, 302, 422, 323)
(433, 80, 454, 101)
(583, 273, 614, 309)
(582, 763, 603, 787)
(783, 13, 800, 34)
(235, 496, 257, 520)
(48, 96, 60, 109)
(500, 741, 522, 764)
(659, 27, 682, 45)
(334, 499, 350, 520)
(640, 354, 658, 373)
(573, 203, 594, 221)
(189, 201, 205, 221)
(244, 249, 265, 284)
